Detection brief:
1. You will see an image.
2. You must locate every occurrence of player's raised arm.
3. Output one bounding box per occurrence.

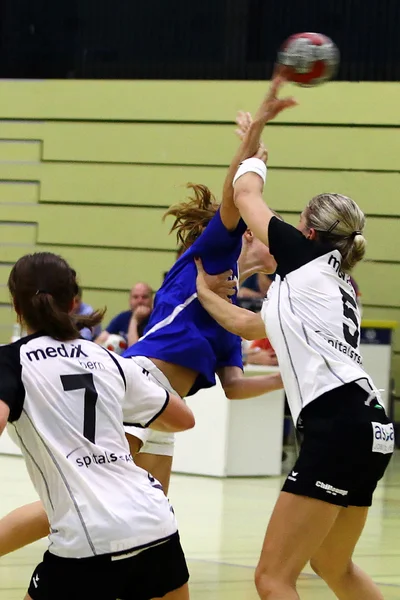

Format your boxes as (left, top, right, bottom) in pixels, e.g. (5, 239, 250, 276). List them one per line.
(232, 78, 297, 247)
(220, 77, 297, 231)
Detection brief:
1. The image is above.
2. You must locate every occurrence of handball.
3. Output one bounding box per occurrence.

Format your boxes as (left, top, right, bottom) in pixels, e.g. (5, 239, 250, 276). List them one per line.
(102, 334, 128, 355)
(276, 32, 339, 87)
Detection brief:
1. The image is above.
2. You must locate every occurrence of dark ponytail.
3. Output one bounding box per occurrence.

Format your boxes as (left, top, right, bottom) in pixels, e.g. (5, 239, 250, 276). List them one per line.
(8, 253, 105, 342)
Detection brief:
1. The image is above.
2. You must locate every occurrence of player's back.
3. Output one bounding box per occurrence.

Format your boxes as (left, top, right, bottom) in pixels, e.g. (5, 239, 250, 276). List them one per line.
(5, 333, 177, 558)
(263, 217, 377, 424)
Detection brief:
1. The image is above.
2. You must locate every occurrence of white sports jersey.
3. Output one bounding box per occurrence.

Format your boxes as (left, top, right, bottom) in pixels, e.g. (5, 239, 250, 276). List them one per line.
(263, 217, 379, 426)
(0, 333, 177, 558)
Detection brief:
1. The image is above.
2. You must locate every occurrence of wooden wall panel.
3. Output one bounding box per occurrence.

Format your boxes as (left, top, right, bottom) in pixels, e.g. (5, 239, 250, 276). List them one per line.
(40, 122, 400, 171)
(353, 262, 400, 308)
(0, 140, 41, 162)
(0, 182, 39, 203)
(0, 223, 36, 245)
(34, 245, 174, 291)
(0, 80, 399, 125)
(36, 206, 173, 249)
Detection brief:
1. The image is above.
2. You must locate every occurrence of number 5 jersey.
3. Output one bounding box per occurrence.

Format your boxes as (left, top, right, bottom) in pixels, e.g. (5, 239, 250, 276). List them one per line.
(0, 333, 178, 558)
(262, 217, 379, 427)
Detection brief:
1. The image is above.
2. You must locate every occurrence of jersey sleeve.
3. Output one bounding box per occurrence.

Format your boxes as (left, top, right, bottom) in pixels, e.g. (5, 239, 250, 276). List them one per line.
(268, 216, 330, 277)
(119, 358, 170, 427)
(190, 208, 247, 258)
(0, 344, 25, 422)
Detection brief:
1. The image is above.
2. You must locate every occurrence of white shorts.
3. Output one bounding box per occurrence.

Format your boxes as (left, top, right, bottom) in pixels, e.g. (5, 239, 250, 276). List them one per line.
(124, 356, 178, 457)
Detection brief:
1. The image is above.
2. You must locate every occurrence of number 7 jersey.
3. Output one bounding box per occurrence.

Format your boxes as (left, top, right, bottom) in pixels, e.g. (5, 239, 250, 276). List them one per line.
(0, 333, 177, 558)
(263, 217, 379, 427)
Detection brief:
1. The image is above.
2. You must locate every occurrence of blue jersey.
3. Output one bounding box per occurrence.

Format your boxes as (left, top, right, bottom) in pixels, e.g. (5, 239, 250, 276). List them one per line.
(123, 209, 246, 396)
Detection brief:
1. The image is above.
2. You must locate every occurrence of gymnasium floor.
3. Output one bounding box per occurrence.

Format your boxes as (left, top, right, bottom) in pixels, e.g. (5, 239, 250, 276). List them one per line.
(1, 452, 399, 599)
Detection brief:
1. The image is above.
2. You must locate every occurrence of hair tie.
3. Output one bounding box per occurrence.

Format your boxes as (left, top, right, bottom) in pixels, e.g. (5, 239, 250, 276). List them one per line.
(35, 289, 49, 295)
(351, 231, 362, 239)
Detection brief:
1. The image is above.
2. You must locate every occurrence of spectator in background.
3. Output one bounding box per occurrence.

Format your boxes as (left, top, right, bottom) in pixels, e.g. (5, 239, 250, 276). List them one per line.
(73, 286, 102, 341)
(95, 282, 153, 347)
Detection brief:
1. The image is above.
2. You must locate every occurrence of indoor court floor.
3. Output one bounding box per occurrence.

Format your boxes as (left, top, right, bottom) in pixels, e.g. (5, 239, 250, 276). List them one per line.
(1, 452, 399, 599)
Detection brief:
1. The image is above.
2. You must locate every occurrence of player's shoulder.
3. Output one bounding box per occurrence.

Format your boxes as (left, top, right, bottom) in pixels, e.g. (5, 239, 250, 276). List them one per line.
(0, 332, 46, 362)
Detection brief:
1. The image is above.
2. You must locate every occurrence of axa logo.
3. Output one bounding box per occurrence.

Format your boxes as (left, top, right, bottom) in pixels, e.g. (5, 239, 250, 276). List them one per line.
(373, 422, 394, 442)
(26, 344, 88, 362)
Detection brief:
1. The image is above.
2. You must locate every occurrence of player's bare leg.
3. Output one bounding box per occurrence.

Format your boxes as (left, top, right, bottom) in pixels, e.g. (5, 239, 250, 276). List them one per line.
(255, 491, 340, 599)
(310, 505, 384, 600)
(0, 501, 49, 557)
(156, 582, 190, 599)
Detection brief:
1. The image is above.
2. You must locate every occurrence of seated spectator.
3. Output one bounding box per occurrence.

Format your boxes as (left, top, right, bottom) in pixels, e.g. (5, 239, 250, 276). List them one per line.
(95, 282, 153, 347)
(73, 286, 102, 341)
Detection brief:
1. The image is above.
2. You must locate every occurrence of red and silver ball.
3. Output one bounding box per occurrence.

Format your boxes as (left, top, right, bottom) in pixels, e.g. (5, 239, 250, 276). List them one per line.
(277, 32, 339, 87)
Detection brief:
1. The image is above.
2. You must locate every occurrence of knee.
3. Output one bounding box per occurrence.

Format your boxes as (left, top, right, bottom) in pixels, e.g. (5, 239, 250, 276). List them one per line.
(255, 567, 292, 600)
(310, 556, 354, 584)
(254, 568, 275, 599)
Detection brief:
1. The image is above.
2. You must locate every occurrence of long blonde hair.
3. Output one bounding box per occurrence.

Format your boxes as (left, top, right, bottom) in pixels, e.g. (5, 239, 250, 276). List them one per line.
(163, 184, 219, 249)
(304, 193, 366, 272)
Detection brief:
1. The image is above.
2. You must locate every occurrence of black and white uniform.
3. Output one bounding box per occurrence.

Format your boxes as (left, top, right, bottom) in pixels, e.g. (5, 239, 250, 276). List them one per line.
(263, 217, 394, 507)
(0, 332, 188, 600)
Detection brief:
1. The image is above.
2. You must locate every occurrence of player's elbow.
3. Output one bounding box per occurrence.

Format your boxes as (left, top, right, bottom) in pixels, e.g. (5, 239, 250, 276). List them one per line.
(170, 407, 195, 432)
(151, 399, 195, 433)
(222, 382, 242, 399)
(235, 313, 265, 341)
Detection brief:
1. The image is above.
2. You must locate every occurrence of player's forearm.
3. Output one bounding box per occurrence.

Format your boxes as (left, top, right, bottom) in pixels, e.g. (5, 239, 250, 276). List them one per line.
(224, 121, 266, 193)
(222, 120, 267, 225)
(223, 372, 283, 400)
(0, 501, 49, 557)
(127, 317, 139, 347)
(234, 183, 274, 248)
(197, 286, 265, 340)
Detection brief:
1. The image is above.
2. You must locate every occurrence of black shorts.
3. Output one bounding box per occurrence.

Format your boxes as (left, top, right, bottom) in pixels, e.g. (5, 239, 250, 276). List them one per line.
(28, 531, 189, 600)
(282, 382, 394, 507)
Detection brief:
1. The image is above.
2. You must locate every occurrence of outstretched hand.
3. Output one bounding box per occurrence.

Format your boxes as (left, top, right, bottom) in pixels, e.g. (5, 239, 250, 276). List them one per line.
(235, 112, 268, 163)
(255, 76, 298, 124)
(195, 258, 237, 302)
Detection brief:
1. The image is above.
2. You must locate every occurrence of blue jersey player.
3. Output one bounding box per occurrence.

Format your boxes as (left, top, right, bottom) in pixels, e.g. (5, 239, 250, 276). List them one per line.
(122, 89, 295, 493)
